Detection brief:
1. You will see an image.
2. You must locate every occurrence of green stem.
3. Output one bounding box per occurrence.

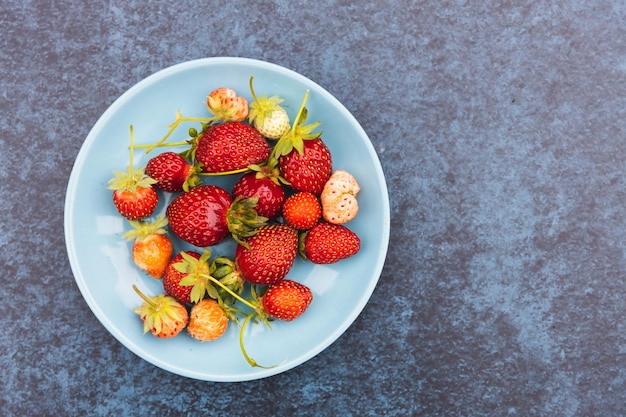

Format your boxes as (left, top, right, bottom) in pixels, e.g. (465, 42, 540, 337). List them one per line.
(144, 115, 216, 154)
(269, 89, 309, 161)
(128, 125, 135, 173)
(134, 141, 189, 149)
(200, 274, 255, 310)
(239, 311, 274, 369)
(249, 75, 259, 103)
(291, 89, 309, 136)
(198, 167, 251, 177)
(132, 284, 156, 308)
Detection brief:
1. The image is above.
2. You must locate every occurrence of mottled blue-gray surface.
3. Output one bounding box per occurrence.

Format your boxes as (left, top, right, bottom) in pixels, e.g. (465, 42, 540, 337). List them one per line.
(2, 0, 626, 415)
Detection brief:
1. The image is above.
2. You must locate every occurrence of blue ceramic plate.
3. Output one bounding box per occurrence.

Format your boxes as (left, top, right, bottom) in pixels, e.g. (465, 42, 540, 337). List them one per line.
(64, 57, 390, 382)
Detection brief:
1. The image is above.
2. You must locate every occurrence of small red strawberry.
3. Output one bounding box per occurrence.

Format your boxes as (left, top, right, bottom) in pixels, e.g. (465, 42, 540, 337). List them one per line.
(247, 76, 291, 139)
(207, 87, 249, 122)
(195, 121, 270, 174)
(145, 151, 201, 193)
(108, 125, 158, 220)
(235, 224, 298, 285)
(301, 222, 360, 264)
(163, 250, 214, 304)
(132, 285, 189, 339)
(237, 279, 313, 367)
(271, 91, 332, 195)
(123, 215, 173, 279)
(260, 279, 313, 321)
(282, 191, 321, 230)
(232, 159, 286, 219)
(278, 137, 332, 195)
(187, 298, 230, 342)
(166, 184, 267, 247)
(111, 186, 159, 220)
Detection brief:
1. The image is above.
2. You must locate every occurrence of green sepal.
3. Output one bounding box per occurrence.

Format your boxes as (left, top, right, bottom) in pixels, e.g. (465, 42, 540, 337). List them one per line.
(174, 249, 218, 304)
(268, 90, 321, 161)
(298, 230, 309, 261)
(226, 196, 269, 247)
(107, 166, 157, 192)
(122, 215, 168, 241)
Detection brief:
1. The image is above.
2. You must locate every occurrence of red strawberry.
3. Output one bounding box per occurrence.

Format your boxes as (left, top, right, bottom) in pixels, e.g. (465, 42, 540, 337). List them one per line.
(260, 279, 313, 321)
(132, 285, 189, 339)
(166, 184, 267, 247)
(187, 298, 230, 342)
(302, 222, 360, 264)
(163, 251, 211, 304)
(238, 279, 313, 367)
(282, 191, 321, 230)
(279, 138, 332, 195)
(123, 215, 173, 279)
(145, 151, 201, 193)
(166, 185, 231, 247)
(108, 125, 158, 220)
(232, 159, 286, 219)
(271, 91, 332, 195)
(235, 224, 298, 285)
(195, 121, 270, 173)
(111, 186, 159, 220)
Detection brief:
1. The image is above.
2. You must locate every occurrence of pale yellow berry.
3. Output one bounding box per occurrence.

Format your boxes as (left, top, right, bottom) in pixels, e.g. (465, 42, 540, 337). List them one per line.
(255, 108, 290, 139)
(321, 170, 360, 224)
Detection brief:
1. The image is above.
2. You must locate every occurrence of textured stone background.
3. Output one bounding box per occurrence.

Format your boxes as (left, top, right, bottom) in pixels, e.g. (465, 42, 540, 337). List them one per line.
(3, 0, 626, 415)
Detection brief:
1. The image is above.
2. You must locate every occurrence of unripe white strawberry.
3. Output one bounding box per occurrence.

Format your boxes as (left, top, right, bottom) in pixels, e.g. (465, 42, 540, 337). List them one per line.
(247, 76, 291, 140)
(320, 170, 360, 224)
(254, 107, 290, 139)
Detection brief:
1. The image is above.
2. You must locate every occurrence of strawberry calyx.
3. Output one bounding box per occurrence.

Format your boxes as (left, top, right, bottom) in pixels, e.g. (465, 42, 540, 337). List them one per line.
(210, 256, 248, 323)
(226, 196, 269, 247)
(107, 125, 157, 193)
(174, 250, 218, 303)
(211, 256, 246, 297)
(108, 167, 157, 193)
(179, 125, 205, 163)
(248, 157, 289, 186)
(270, 90, 321, 160)
(248, 75, 285, 124)
(122, 215, 168, 241)
(132, 284, 188, 336)
(297, 229, 309, 260)
(174, 250, 252, 318)
(182, 162, 203, 192)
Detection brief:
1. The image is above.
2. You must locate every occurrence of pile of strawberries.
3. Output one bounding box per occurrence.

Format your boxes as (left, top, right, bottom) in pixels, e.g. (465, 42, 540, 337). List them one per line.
(107, 76, 362, 367)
